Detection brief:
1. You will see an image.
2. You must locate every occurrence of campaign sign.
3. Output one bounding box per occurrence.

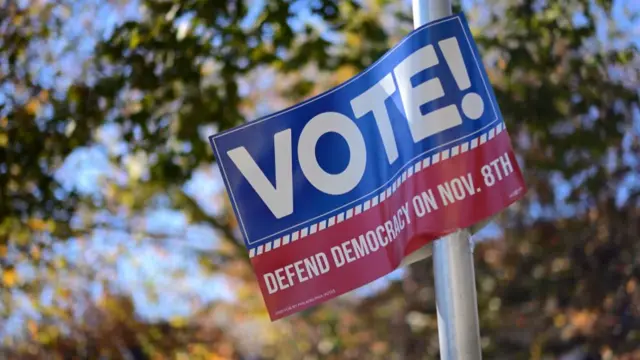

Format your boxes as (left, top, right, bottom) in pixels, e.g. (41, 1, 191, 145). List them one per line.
(209, 13, 526, 321)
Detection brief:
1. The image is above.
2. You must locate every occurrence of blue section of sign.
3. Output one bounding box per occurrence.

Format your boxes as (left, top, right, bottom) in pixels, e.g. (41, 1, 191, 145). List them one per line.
(209, 13, 502, 248)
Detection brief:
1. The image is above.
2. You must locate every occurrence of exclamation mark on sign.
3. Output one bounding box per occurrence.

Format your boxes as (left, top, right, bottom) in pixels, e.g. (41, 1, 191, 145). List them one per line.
(438, 37, 485, 120)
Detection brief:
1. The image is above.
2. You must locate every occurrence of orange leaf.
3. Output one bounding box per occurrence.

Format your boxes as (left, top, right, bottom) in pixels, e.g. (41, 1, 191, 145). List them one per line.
(27, 218, 48, 231)
(2, 269, 18, 287)
(25, 99, 40, 115)
(28, 320, 38, 337)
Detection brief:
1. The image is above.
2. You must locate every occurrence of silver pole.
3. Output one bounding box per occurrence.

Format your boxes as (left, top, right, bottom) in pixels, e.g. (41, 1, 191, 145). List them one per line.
(411, 0, 483, 359)
(432, 230, 482, 359)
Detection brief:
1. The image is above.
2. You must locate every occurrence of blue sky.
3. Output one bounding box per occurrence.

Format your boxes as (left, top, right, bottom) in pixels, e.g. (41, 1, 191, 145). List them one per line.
(4, 0, 639, 338)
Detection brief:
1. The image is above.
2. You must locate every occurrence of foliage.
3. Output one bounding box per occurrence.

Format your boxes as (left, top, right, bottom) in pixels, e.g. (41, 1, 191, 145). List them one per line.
(1, 0, 639, 358)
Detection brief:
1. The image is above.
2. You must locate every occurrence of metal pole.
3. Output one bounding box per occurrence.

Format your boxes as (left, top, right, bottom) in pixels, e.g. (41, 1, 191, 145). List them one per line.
(411, 0, 483, 359)
(432, 230, 482, 359)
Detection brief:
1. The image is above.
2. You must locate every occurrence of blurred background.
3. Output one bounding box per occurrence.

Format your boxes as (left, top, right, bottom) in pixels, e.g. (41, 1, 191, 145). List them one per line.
(1, 0, 639, 358)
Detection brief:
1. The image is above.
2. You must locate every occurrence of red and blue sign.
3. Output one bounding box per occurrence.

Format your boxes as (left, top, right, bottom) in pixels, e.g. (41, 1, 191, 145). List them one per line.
(209, 13, 526, 321)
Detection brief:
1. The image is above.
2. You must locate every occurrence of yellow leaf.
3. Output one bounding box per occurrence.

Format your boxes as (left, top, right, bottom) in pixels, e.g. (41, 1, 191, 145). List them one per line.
(334, 65, 358, 83)
(55, 287, 71, 299)
(25, 99, 40, 115)
(169, 316, 187, 328)
(54, 256, 67, 269)
(121, 191, 134, 207)
(12, 15, 24, 26)
(27, 218, 48, 231)
(38, 331, 52, 344)
(0, 133, 7, 148)
(130, 31, 140, 48)
(0, 245, 6, 257)
(47, 219, 56, 232)
(553, 314, 566, 327)
(345, 32, 361, 47)
(2, 269, 18, 287)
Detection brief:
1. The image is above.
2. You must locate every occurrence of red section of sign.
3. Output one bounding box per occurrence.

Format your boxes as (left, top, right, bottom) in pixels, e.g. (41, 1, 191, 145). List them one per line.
(251, 130, 526, 321)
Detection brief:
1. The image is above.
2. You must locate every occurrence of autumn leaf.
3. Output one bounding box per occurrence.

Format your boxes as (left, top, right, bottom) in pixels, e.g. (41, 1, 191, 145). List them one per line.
(2, 269, 18, 287)
(25, 98, 41, 115)
(12, 14, 24, 26)
(38, 90, 49, 102)
(27, 218, 49, 231)
(27, 320, 38, 338)
(169, 316, 188, 328)
(334, 65, 358, 83)
(0, 133, 7, 148)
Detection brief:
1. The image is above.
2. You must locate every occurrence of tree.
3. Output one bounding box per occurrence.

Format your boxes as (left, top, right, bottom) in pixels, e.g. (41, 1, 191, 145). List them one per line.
(1, 0, 639, 358)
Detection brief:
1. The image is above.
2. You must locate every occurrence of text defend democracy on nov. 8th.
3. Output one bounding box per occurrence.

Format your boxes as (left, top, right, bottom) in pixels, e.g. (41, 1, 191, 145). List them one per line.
(262, 152, 516, 295)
